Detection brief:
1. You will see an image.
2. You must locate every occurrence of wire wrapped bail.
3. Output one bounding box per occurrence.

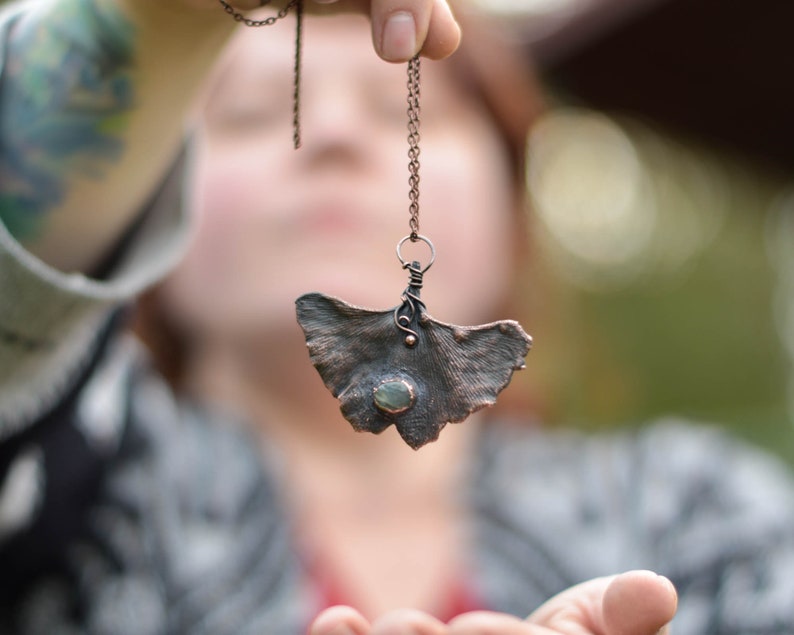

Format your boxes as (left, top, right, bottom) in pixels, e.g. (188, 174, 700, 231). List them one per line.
(394, 235, 435, 347)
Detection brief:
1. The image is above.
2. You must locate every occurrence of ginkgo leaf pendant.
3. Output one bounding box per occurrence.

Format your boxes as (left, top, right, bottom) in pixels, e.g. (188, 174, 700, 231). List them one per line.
(295, 248, 532, 449)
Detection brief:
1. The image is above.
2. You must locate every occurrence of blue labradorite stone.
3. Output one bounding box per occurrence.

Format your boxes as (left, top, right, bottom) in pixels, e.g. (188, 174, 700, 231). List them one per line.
(373, 380, 414, 414)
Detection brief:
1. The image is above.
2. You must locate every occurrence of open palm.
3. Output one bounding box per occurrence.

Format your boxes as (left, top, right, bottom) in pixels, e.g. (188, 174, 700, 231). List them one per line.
(309, 570, 677, 635)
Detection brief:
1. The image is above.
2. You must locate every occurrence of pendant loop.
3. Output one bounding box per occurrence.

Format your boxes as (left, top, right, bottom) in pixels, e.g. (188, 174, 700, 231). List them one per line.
(396, 235, 435, 273)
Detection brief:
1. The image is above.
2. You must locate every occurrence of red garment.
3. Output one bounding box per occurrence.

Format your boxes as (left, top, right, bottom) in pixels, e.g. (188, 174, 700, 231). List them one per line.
(310, 557, 485, 622)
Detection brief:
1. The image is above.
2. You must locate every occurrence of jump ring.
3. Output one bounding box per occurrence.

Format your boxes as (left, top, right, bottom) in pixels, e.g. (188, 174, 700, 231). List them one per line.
(396, 235, 435, 272)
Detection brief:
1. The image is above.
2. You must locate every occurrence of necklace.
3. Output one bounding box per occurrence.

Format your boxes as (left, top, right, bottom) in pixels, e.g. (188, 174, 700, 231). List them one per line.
(218, 0, 304, 148)
(219, 2, 532, 448)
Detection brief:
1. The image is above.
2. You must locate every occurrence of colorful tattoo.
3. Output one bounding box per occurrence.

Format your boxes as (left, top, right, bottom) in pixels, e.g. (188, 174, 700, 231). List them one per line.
(0, 0, 136, 241)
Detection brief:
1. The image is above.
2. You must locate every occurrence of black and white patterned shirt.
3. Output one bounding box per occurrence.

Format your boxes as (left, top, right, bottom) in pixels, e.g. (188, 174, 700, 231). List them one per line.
(2, 3, 794, 632)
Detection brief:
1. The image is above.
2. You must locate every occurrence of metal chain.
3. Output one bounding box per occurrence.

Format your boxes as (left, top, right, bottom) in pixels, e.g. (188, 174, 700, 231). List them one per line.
(291, 0, 303, 148)
(217, 0, 303, 148)
(217, 0, 298, 27)
(217, 3, 419, 183)
(406, 55, 421, 241)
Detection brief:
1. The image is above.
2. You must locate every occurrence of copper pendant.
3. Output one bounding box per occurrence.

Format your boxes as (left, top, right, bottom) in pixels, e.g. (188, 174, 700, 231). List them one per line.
(295, 251, 532, 449)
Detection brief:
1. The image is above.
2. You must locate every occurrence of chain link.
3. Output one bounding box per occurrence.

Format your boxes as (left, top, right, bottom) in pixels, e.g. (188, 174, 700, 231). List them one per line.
(217, 0, 298, 27)
(217, 0, 303, 148)
(407, 55, 421, 241)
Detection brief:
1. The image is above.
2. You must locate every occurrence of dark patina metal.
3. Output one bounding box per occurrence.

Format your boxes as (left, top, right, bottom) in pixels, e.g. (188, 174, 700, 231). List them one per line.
(295, 267, 532, 449)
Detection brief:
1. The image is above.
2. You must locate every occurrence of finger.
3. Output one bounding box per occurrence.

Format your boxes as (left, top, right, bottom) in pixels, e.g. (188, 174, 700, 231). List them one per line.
(371, 0, 429, 62)
(527, 574, 611, 631)
(527, 570, 677, 635)
(449, 611, 555, 635)
(369, 609, 446, 635)
(280, 0, 459, 61)
(602, 571, 678, 635)
(417, 0, 461, 61)
(370, 0, 459, 62)
(309, 605, 371, 635)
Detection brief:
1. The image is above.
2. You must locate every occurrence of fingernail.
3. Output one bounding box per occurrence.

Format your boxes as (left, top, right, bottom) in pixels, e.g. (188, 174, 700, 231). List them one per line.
(382, 11, 417, 61)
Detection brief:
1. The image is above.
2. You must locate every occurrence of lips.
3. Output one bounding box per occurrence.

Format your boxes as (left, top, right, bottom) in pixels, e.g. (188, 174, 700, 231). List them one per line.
(263, 180, 403, 242)
(298, 203, 371, 234)
(287, 187, 387, 237)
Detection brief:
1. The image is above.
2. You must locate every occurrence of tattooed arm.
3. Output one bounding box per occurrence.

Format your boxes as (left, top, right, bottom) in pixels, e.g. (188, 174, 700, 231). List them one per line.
(0, 0, 461, 276)
(0, 0, 238, 274)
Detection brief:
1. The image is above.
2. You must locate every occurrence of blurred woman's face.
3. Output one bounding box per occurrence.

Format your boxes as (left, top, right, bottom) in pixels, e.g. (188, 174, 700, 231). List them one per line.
(164, 14, 517, 341)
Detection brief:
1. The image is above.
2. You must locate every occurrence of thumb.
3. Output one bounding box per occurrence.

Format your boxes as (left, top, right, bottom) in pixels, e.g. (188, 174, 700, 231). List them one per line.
(602, 570, 677, 635)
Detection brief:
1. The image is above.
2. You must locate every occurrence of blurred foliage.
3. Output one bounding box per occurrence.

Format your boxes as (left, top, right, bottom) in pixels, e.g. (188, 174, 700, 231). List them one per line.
(518, 110, 794, 464)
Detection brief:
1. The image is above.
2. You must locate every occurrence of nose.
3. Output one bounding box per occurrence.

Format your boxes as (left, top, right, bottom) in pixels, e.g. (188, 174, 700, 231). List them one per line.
(300, 78, 370, 164)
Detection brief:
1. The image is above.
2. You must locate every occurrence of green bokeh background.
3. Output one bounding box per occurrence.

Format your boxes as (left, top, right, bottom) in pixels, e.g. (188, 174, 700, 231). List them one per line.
(519, 113, 794, 463)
